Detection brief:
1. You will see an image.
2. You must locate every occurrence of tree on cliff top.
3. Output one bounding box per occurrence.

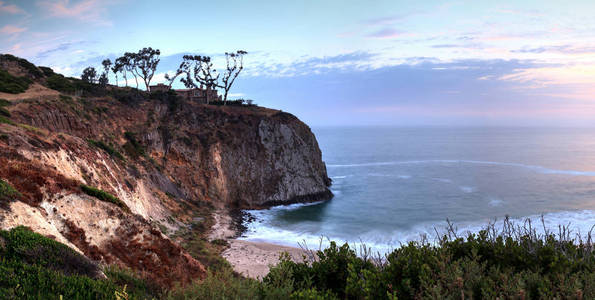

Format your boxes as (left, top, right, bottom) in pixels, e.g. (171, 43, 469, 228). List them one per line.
(81, 66, 97, 84)
(218, 50, 247, 104)
(130, 47, 160, 92)
(101, 59, 111, 83)
(164, 60, 189, 88)
(115, 55, 132, 87)
(179, 55, 220, 103)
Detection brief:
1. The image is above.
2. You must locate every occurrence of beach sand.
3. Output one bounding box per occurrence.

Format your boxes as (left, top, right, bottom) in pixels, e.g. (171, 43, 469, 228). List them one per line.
(222, 239, 307, 279)
(209, 210, 309, 279)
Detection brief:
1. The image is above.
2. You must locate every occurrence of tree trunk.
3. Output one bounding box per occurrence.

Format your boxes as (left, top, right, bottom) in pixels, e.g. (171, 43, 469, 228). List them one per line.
(206, 87, 210, 104)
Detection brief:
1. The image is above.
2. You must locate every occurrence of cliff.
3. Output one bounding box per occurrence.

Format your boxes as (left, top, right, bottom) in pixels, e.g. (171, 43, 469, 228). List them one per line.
(0, 54, 332, 286)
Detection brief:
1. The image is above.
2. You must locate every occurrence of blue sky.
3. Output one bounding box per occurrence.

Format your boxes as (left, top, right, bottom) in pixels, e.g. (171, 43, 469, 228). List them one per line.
(2, 0, 595, 126)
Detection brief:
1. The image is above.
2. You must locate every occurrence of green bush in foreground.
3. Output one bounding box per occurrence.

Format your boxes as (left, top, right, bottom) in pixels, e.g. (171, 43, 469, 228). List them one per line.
(0, 226, 133, 299)
(80, 184, 129, 212)
(257, 218, 595, 300)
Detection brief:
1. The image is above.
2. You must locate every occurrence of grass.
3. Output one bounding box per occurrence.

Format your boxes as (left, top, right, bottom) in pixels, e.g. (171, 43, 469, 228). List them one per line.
(80, 184, 130, 212)
(88, 139, 125, 160)
(16, 123, 45, 134)
(0, 69, 31, 94)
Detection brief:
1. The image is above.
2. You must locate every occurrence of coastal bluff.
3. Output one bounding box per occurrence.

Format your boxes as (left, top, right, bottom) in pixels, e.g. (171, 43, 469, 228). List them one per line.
(0, 54, 331, 286)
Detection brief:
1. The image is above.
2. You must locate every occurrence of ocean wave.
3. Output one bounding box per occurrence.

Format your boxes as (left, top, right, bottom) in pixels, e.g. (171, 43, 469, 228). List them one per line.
(240, 209, 595, 255)
(460, 186, 475, 193)
(327, 159, 595, 177)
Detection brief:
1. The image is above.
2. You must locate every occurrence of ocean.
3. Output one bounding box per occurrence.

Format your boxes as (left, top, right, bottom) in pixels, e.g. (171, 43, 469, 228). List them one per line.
(240, 127, 595, 253)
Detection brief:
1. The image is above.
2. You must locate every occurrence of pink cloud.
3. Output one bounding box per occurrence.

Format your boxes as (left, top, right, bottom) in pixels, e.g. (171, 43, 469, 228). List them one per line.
(38, 0, 113, 25)
(0, 25, 26, 35)
(0, 1, 24, 14)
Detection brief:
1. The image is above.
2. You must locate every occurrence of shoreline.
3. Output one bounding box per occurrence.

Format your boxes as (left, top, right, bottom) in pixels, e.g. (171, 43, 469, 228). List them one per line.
(209, 209, 309, 279)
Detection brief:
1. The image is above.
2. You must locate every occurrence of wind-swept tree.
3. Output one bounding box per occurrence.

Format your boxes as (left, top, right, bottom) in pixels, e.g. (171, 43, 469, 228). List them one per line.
(101, 59, 112, 85)
(122, 52, 139, 89)
(81, 66, 97, 84)
(130, 47, 160, 91)
(111, 60, 122, 86)
(180, 55, 219, 103)
(164, 60, 189, 88)
(218, 50, 247, 104)
(115, 55, 130, 87)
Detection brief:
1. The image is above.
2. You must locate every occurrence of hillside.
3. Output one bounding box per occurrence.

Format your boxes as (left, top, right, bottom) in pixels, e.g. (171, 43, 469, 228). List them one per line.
(0, 54, 332, 289)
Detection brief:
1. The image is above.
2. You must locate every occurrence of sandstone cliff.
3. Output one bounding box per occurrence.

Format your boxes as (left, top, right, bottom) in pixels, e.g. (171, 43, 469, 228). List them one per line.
(0, 55, 332, 286)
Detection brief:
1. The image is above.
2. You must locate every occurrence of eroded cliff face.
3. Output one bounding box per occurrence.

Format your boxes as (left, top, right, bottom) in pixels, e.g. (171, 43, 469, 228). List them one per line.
(0, 58, 332, 286)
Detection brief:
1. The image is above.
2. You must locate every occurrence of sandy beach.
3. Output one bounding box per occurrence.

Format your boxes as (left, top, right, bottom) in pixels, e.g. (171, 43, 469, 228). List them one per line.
(209, 210, 309, 279)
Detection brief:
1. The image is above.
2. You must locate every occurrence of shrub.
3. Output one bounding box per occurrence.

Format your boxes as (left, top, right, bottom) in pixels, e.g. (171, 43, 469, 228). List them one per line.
(88, 139, 125, 160)
(263, 218, 595, 299)
(0, 99, 10, 117)
(0, 226, 152, 299)
(0, 68, 31, 94)
(46, 74, 75, 93)
(123, 131, 145, 159)
(80, 184, 129, 212)
(165, 269, 262, 300)
(209, 99, 251, 106)
(110, 88, 144, 105)
(39, 66, 55, 77)
(0, 115, 14, 125)
(0, 179, 21, 208)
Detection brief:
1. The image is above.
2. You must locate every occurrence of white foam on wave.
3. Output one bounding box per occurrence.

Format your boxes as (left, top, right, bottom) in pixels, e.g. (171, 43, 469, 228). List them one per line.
(397, 175, 411, 179)
(460, 186, 475, 193)
(331, 175, 348, 179)
(327, 159, 595, 177)
(488, 198, 503, 207)
(240, 209, 595, 255)
(433, 177, 453, 183)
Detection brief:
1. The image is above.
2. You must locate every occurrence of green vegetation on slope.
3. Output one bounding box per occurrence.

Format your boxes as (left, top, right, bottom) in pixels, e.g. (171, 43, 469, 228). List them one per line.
(88, 139, 125, 160)
(0, 179, 21, 208)
(0, 226, 151, 299)
(0, 54, 43, 78)
(0, 69, 31, 94)
(46, 74, 75, 94)
(0, 99, 10, 117)
(80, 184, 130, 212)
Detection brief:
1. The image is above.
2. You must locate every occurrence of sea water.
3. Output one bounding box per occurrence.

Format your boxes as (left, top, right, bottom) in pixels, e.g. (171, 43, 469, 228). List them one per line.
(240, 127, 595, 253)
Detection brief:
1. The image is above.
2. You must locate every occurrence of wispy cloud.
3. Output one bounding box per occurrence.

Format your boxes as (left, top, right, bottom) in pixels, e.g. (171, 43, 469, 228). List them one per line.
(37, 0, 114, 25)
(512, 45, 595, 55)
(0, 1, 24, 14)
(0, 25, 26, 35)
(366, 28, 402, 39)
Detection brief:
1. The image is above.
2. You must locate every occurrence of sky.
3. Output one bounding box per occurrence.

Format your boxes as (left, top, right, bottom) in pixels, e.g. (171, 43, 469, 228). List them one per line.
(1, 0, 595, 126)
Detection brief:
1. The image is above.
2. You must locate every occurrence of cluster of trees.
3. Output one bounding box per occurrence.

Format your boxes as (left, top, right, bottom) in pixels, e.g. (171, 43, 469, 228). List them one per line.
(81, 47, 247, 105)
(81, 47, 160, 91)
